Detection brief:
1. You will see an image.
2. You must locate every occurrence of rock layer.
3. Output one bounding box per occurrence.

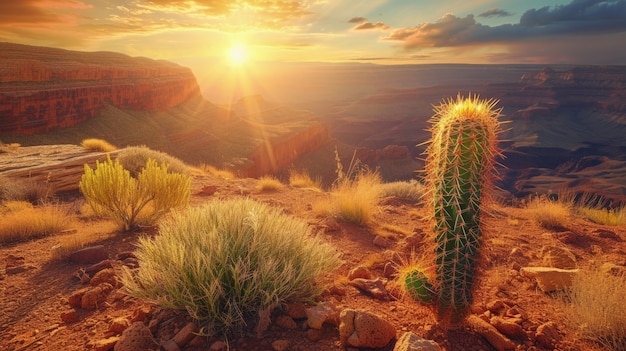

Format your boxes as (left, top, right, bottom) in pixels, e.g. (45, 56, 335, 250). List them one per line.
(0, 43, 201, 134)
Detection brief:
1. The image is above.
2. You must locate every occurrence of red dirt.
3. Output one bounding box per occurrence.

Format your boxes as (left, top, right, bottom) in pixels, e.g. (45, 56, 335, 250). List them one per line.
(1, 174, 624, 351)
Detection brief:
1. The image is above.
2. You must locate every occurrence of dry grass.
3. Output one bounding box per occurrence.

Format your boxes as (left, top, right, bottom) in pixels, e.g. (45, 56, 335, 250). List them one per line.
(377, 223, 412, 237)
(288, 169, 322, 190)
(50, 221, 117, 260)
(333, 170, 382, 225)
(199, 164, 236, 179)
(117, 146, 193, 177)
(379, 180, 424, 203)
(80, 138, 117, 152)
(578, 206, 626, 226)
(0, 204, 70, 244)
(256, 176, 283, 192)
(0, 175, 53, 203)
(524, 195, 571, 230)
(563, 265, 626, 351)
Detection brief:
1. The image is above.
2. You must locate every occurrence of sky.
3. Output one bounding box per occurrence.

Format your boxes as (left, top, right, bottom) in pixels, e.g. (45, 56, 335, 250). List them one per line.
(1, 0, 626, 66)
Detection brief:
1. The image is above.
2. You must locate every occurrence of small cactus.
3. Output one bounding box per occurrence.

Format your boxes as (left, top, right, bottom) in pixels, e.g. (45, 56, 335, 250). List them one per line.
(423, 94, 503, 314)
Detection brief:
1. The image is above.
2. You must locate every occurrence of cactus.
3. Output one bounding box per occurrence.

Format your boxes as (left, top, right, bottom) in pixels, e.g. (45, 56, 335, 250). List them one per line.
(423, 94, 503, 314)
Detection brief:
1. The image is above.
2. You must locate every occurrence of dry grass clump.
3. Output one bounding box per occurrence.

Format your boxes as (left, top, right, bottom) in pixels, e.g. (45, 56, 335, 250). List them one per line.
(0, 203, 70, 244)
(333, 170, 382, 226)
(379, 180, 424, 203)
(563, 265, 626, 351)
(199, 164, 236, 179)
(117, 146, 192, 176)
(524, 195, 571, 230)
(50, 222, 117, 261)
(256, 175, 283, 192)
(288, 169, 322, 190)
(80, 138, 117, 152)
(122, 198, 340, 336)
(0, 175, 53, 203)
(578, 205, 626, 226)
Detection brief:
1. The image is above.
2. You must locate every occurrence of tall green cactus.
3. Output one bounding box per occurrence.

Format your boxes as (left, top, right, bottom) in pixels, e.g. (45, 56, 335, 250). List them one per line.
(424, 94, 502, 314)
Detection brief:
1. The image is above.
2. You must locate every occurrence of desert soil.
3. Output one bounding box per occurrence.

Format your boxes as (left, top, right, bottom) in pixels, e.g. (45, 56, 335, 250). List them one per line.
(1, 173, 624, 351)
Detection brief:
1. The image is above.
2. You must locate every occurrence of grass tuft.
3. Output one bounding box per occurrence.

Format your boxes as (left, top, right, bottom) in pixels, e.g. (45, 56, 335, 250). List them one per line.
(524, 195, 571, 230)
(199, 164, 236, 179)
(256, 176, 283, 192)
(379, 180, 425, 203)
(288, 169, 322, 190)
(80, 138, 117, 152)
(578, 206, 626, 226)
(562, 265, 626, 351)
(333, 170, 382, 226)
(121, 198, 340, 336)
(0, 204, 69, 244)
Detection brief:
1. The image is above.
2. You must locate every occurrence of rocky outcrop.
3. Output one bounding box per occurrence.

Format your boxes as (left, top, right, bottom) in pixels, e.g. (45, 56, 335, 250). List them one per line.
(0, 43, 201, 134)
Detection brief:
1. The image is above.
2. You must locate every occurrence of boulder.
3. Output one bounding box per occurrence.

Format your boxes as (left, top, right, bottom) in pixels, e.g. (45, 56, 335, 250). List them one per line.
(114, 322, 158, 351)
(393, 332, 441, 351)
(520, 267, 579, 292)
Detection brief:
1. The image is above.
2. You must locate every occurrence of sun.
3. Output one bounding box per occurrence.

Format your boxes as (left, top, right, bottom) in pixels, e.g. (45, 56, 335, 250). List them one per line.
(228, 44, 249, 66)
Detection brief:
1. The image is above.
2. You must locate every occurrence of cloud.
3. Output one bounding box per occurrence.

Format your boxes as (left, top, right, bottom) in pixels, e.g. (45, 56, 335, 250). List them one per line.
(353, 21, 389, 31)
(384, 0, 626, 50)
(0, 0, 92, 25)
(348, 16, 367, 23)
(478, 8, 513, 18)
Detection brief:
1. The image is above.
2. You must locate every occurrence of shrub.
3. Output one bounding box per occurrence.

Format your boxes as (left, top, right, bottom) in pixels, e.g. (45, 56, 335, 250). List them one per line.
(288, 169, 322, 190)
(0, 175, 52, 204)
(81, 138, 117, 152)
(256, 176, 283, 191)
(563, 265, 626, 351)
(117, 146, 192, 177)
(0, 204, 69, 244)
(121, 198, 340, 336)
(525, 195, 571, 230)
(379, 180, 424, 203)
(199, 164, 236, 179)
(333, 170, 382, 225)
(80, 156, 191, 231)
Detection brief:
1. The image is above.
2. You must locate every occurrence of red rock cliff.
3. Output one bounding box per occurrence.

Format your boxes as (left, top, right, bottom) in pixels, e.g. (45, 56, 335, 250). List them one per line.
(0, 43, 201, 134)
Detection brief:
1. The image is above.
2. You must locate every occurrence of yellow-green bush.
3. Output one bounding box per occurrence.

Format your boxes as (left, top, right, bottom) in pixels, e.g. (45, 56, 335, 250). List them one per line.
(80, 156, 190, 231)
(121, 198, 340, 335)
(578, 206, 626, 226)
(117, 146, 192, 177)
(81, 138, 117, 152)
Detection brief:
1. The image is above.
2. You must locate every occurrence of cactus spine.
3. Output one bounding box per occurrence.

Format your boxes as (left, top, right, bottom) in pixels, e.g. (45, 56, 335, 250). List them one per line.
(424, 94, 502, 313)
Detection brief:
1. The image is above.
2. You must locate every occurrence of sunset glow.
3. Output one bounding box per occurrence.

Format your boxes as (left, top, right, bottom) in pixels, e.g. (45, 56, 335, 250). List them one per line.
(228, 44, 249, 66)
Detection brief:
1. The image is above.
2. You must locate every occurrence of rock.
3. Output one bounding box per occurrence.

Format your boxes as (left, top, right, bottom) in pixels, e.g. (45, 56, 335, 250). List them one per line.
(275, 315, 297, 329)
(373, 235, 392, 248)
(198, 185, 218, 196)
(161, 339, 181, 351)
(393, 331, 442, 351)
(466, 315, 516, 351)
(69, 245, 108, 264)
(285, 302, 307, 319)
(271, 339, 290, 351)
(540, 245, 577, 269)
(305, 302, 339, 329)
(339, 308, 396, 348)
(114, 322, 158, 351)
(130, 304, 154, 323)
(68, 288, 88, 308)
(490, 316, 526, 340)
(92, 336, 120, 351)
(109, 317, 130, 334)
(534, 321, 562, 349)
(348, 278, 392, 301)
(209, 340, 228, 351)
(172, 322, 199, 347)
(485, 299, 507, 313)
(90, 268, 117, 287)
(81, 283, 113, 309)
(384, 262, 399, 278)
(520, 267, 579, 292)
(307, 328, 323, 342)
(84, 260, 114, 274)
(60, 309, 78, 323)
(348, 266, 373, 280)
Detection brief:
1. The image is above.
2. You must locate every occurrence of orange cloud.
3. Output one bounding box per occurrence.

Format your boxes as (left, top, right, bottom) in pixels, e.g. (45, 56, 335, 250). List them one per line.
(353, 21, 389, 31)
(0, 0, 91, 25)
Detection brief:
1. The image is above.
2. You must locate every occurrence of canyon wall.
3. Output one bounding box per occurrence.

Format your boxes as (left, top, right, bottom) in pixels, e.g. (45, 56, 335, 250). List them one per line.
(0, 43, 201, 134)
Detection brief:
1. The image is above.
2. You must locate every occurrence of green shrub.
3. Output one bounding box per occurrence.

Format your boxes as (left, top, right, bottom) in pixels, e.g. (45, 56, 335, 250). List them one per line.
(117, 146, 192, 177)
(81, 138, 117, 152)
(379, 180, 424, 203)
(121, 198, 340, 335)
(79, 156, 190, 231)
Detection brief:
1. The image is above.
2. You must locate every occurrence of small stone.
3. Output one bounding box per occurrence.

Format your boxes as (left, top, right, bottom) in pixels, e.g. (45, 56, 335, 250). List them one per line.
(172, 322, 199, 347)
(373, 235, 392, 248)
(68, 288, 88, 308)
(285, 302, 307, 319)
(307, 328, 323, 341)
(114, 322, 158, 351)
(466, 315, 515, 351)
(271, 339, 290, 351)
(209, 340, 227, 351)
(275, 315, 297, 329)
(348, 266, 373, 280)
(486, 299, 506, 313)
(161, 339, 181, 351)
(305, 302, 339, 329)
(188, 335, 205, 347)
(69, 245, 108, 264)
(339, 308, 396, 348)
(60, 309, 78, 323)
(490, 316, 526, 340)
(109, 317, 130, 334)
(130, 304, 154, 323)
(535, 322, 561, 349)
(540, 246, 577, 269)
(84, 260, 114, 274)
(393, 331, 441, 351)
(90, 268, 117, 287)
(81, 283, 113, 309)
(520, 267, 578, 292)
(384, 262, 399, 278)
(348, 278, 391, 301)
(92, 336, 120, 351)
